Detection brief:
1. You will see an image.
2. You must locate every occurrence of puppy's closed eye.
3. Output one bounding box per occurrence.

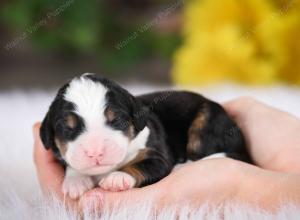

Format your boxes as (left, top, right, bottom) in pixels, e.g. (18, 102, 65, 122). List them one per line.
(55, 113, 77, 131)
(105, 107, 131, 130)
(65, 114, 78, 129)
(105, 107, 116, 122)
(55, 113, 83, 141)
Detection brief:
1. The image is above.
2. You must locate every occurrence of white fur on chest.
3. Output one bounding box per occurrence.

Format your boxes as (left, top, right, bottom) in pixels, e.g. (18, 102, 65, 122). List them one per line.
(93, 126, 150, 182)
(120, 126, 150, 166)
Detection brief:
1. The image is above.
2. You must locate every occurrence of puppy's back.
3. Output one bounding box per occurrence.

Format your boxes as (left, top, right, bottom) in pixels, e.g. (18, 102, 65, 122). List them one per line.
(137, 91, 251, 163)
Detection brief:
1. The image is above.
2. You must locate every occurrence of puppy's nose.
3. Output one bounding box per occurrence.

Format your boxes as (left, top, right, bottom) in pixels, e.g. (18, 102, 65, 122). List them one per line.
(84, 148, 105, 159)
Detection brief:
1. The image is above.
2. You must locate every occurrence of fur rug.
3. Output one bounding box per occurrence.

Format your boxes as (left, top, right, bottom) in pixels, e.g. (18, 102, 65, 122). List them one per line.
(0, 84, 300, 220)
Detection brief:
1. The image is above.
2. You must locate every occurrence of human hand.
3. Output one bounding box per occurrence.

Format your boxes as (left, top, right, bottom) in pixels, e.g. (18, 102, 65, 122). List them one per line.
(33, 122, 247, 213)
(223, 97, 300, 173)
(33, 122, 163, 213)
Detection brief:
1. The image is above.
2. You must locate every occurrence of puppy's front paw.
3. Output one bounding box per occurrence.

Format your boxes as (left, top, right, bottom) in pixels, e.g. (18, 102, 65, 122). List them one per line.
(99, 171, 136, 192)
(62, 175, 94, 199)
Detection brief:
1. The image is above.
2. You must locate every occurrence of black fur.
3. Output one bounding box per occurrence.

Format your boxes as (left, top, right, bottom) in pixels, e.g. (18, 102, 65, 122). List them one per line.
(40, 84, 85, 164)
(138, 91, 251, 164)
(86, 74, 149, 133)
(40, 75, 251, 188)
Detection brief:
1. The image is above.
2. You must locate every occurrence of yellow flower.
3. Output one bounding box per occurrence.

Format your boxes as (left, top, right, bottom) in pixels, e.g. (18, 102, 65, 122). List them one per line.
(172, 0, 300, 85)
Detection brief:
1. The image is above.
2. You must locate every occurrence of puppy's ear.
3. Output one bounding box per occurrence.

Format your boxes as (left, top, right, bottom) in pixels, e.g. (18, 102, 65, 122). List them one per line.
(40, 112, 55, 150)
(131, 99, 149, 132)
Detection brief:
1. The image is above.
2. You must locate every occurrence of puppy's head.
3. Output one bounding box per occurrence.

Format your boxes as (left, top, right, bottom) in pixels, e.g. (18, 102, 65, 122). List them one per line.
(40, 74, 148, 175)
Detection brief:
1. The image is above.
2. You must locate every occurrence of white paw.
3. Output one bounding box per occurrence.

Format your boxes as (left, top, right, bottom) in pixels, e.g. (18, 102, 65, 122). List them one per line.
(62, 175, 94, 199)
(99, 171, 136, 192)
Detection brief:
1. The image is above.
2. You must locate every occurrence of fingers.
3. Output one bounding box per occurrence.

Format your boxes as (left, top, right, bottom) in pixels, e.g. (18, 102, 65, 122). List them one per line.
(33, 123, 56, 164)
(33, 122, 162, 214)
(33, 122, 79, 210)
(223, 97, 300, 173)
(32, 122, 65, 198)
(33, 122, 83, 212)
(222, 96, 257, 120)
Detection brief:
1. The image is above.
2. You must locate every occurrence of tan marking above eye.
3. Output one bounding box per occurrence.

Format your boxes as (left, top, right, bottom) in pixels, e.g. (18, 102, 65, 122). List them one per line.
(126, 124, 135, 139)
(55, 137, 68, 156)
(105, 108, 116, 122)
(65, 114, 77, 129)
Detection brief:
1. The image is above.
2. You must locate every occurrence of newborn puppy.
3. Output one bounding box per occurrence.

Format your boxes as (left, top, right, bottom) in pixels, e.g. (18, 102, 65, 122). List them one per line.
(40, 73, 250, 199)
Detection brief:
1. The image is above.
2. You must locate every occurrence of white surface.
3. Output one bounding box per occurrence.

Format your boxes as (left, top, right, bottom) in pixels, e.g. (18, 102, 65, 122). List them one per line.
(0, 84, 300, 219)
(202, 153, 226, 160)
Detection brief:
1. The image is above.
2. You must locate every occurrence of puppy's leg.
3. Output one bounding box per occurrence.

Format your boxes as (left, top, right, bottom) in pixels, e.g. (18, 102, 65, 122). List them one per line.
(62, 168, 94, 199)
(186, 103, 250, 162)
(98, 171, 136, 192)
(186, 108, 210, 160)
(99, 149, 172, 191)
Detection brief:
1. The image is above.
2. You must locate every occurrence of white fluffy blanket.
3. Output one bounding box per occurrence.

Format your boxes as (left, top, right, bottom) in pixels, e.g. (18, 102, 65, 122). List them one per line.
(1, 84, 300, 220)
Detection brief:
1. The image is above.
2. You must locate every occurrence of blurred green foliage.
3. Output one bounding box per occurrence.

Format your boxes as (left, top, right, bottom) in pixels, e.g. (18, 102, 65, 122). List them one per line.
(1, 0, 181, 71)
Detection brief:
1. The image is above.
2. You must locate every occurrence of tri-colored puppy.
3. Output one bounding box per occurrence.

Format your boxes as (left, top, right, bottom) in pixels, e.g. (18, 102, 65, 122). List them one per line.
(40, 74, 250, 199)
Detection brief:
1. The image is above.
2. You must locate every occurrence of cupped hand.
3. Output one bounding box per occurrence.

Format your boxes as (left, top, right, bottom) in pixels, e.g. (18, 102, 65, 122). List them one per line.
(33, 123, 247, 214)
(33, 97, 300, 214)
(223, 97, 300, 173)
(33, 122, 160, 213)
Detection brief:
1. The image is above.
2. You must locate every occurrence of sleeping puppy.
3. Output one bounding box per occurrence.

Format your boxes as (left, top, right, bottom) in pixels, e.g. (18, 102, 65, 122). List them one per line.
(40, 73, 250, 199)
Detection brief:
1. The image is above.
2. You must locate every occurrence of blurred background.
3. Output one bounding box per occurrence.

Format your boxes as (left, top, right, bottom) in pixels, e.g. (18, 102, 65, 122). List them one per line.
(0, 0, 183, 90)
(1, 0, 300, 90)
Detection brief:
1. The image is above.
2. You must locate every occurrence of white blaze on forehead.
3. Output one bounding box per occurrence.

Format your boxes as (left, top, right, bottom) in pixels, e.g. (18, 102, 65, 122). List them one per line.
(64, 76, 108, 126)
(62, 75, 150, 175)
